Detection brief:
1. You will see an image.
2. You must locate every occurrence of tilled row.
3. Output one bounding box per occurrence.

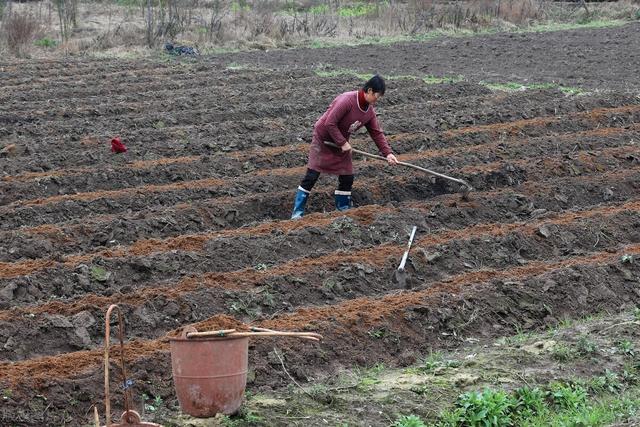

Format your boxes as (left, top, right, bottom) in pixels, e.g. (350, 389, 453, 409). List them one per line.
(2, 119, 639, 206)
(2, 73, 454, 118)
(1, 187, 639, 360)
(1, 156, 635, 264)
(2, 243, 639, 425)
(0, 64, 311, 103)
(3, 92, 638, 181)
(3, 85, 632, 162)
(1, 136, 637, 233)
(1, 157, 638, 274)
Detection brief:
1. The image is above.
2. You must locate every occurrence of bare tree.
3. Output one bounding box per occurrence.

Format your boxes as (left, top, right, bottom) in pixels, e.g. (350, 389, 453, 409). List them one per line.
(53, 0, 77, 43)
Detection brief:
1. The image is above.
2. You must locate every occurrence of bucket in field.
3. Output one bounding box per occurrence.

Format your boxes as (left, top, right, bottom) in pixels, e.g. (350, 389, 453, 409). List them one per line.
(169, 327, 249, 418)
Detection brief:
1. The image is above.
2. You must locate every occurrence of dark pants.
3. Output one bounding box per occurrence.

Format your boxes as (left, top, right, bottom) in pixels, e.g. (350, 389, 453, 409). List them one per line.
(300, 168, 353, 192)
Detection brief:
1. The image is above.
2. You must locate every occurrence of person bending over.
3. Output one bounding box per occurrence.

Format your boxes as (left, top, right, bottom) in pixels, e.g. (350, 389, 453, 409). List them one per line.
(291, 74, 398, 219)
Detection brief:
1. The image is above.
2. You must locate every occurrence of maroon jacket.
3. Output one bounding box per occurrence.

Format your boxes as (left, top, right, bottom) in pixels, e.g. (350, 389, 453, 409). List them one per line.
(308, 90, 392, 175)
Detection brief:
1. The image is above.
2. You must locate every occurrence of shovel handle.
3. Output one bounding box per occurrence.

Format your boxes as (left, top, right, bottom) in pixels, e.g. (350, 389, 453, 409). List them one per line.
(323, 141, 472, 191)
(398, 226, 417, 271)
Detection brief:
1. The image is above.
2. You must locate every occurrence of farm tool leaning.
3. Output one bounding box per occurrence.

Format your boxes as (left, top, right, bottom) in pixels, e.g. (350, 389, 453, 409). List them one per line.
(100, 304, 161, 427)
(324, 141, 473, 200)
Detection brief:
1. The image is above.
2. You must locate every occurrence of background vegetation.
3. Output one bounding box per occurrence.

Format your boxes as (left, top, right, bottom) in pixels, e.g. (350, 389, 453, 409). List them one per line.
(0, 0, 639, 58)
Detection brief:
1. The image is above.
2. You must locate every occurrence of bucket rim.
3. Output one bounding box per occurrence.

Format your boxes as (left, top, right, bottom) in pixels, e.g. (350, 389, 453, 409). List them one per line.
(169, 334, 249, 342)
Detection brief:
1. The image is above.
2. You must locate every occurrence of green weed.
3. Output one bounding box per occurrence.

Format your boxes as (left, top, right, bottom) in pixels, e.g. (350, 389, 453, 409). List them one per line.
(309, 4, 329, 15)
(314, 67, 370, 81)
(116, 0, 140, 6)
(227, 62, 250, 70)
(34, 38, 58, 48)
(618, 339, 636, 357)
(221, 407, 263, 426)
(442, 389, 515, 426)
(482, 81, 583, 94)
(355, 363, 385, 392)
(548, 382, 588, 410)
(576, 335, 598, 357)
(551, 342, 575, 362)
(423, 75, 464, 85)
(143, 394, 163, 413)
(587, 370, 623, 393)
(254, 263, 268, 271)
(231, 1, 250, 14)
(528, 19, 627, 33)
(338, 3, 376, 18)
(392, 414, 427, 427)
(416, 351, 460, 373)
(367, 328, 387, 339)
(512, 386, 548, 420)
(621, 253, 634, 264)
(90, 266, 110, 282)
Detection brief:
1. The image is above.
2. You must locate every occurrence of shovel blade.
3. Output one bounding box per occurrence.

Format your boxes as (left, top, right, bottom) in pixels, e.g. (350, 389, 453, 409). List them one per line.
(393, 268, 408, 288)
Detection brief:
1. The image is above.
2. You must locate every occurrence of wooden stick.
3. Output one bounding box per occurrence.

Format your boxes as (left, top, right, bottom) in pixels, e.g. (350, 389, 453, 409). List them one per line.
(186, 329, 237, 338)
(323, 141, 472, 190)
(227, 332, 321, 341)
(250, 327, 323, 339)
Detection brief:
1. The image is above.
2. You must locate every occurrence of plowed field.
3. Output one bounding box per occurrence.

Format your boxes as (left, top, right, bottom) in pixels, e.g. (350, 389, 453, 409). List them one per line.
(2, 22, 640, 426)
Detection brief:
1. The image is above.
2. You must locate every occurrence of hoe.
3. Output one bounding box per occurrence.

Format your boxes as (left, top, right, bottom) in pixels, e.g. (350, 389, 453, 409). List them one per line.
(324, 141, 473, 200)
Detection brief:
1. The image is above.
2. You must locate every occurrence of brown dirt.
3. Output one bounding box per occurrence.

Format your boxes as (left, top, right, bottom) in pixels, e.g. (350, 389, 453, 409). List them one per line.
(2, 23, 640, 426)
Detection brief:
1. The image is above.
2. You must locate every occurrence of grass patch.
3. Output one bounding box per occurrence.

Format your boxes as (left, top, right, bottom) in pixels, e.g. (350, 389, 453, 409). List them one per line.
(308, 18, 628, 51)
(423, 75, 465, 85)
(527, 19, 628, 33)
(34, 37, 58, 49)
(313, 67, 370, 81)
(482, 81, 584, 94)
(226, 62, 252, 70)
(337, 3, 377, 18)
(314, 67, 465, 87)
(436, 382, 640, 426)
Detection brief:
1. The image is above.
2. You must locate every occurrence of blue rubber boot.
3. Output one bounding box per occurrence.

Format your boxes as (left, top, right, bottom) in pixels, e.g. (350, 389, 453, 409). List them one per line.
(334, 190, 352, 212)
(291, 187, 310, 219)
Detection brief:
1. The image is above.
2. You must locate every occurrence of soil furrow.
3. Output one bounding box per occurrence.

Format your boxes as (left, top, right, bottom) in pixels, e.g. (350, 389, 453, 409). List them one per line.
(2, 242, 639, 392)
(2, 122, 639, 205)
(2, 199, 639, 360)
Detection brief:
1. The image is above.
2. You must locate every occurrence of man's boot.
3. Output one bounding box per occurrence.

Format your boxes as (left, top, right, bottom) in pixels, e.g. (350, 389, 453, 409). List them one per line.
(291, 186, 310, 219)
(334, 190, 352, 212)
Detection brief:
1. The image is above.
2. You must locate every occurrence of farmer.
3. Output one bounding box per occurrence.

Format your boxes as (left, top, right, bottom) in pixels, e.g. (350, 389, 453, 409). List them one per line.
(291, 74, 398, 219)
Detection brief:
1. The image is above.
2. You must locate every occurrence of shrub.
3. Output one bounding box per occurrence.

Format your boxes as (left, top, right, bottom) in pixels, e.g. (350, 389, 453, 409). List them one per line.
(2, 10, 41, 56)
(34, 37, 58, 48)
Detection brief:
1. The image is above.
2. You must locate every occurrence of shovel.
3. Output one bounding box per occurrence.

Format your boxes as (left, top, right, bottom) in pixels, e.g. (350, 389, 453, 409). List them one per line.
(323, 141, 472, 200)
(394, 226, 417, 288)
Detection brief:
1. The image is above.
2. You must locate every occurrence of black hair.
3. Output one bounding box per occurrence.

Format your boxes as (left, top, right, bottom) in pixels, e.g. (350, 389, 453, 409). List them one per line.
(363, 74, 385, 96)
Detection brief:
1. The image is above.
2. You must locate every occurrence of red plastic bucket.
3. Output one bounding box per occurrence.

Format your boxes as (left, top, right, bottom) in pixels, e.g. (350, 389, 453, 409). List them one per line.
(169, 328, 249, 418)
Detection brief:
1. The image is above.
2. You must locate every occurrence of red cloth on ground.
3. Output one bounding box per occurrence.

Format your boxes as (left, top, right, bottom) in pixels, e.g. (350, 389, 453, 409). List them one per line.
(111, 137, 127, 153)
